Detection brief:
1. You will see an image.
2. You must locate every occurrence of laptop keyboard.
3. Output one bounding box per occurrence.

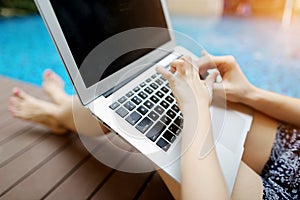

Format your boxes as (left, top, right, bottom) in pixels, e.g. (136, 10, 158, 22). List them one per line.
(109, 71, 183, 152)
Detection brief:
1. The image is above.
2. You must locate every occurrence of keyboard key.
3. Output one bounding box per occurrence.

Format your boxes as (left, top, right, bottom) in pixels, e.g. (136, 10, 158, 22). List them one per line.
(109, 102, 120, 110)
(145, 87, 154, 94)
(156, 91, 164, 98)
(166, 96, 174, 103)
(140, 82, 146, 87)
(132, 96, 142, 105)
(160, 76, 167, 81)
(118, 96, 127, 103)
(161, 115, 171, 125)
(146, 122, 166, 142)
(171, 104, 180, 113)
(166, 109, 176, 119)
(124, 101, 136, 111)
(137, 105, 148, 115)
(136, 117, 153, 133)
(138, 91, 148, 99)
(169, 124, 181, 136)
(166, 83, 170, 88)
(150, 95, 159, 103)
(174, 116, 184, 128)
(154, 105, 164, 115)
(151, 74, 157, 79)
(161, 86, 169, 93)
(144, 100, 154, 109)
(150, 83, 159, 90)
(126, 111, 142, 125)
(163, 130, 176, 143)
(155, 79, 164, 85)
(148, 111, 159, 121)
(146, 78, 152, 83)
(116, 107, 129, 118)
(156, 138, 171, 152)
(133, 87, 140, 92)
(126, 91, 134, 98)
(160, 101, 170, 109)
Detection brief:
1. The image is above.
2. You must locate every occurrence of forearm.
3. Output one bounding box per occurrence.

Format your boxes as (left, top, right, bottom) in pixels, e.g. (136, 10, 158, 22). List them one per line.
(243, 86, 300, 127)
(181, 105, 229, 200)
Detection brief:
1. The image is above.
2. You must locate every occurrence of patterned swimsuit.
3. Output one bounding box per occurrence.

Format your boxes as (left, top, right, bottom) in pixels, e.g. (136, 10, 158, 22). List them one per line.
(261, 124, 300, 199)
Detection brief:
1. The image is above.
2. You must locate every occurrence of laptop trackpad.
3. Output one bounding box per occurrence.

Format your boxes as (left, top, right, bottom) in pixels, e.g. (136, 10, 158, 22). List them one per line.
(218, 110, 247, 153)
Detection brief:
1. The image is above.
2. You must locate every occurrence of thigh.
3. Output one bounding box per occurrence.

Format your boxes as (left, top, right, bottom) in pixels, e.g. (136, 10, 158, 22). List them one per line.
(231, 162, 263, 200)
(158, 161, 264, 200)
(242, 110, 278, 174)
(227, 102, 278, 174)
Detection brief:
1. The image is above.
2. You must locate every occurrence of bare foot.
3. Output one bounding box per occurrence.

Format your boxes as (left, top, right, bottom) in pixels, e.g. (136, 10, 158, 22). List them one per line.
(9, 88, 68, 135)
(42, 69, 70, 105)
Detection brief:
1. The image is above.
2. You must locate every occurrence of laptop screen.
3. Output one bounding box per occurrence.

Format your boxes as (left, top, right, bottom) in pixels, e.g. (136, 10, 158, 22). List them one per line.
(50, 0, 171, 88)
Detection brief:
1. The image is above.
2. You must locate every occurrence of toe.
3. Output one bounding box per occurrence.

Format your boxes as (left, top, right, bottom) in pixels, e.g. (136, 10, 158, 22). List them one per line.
(12, 87, 28, 99)
(43, 69, 53, 79)
(43, 69, 64, 88)
(10, 96, 21, 108)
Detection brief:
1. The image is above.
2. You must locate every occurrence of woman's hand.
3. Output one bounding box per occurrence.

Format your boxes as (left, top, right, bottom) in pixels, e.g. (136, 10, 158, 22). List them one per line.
(158, 56, 230, 200)
(197, 52, 255, 103)
(156, 56, 219, 114)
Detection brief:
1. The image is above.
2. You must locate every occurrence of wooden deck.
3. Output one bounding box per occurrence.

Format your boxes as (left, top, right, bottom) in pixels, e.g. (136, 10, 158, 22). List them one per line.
(0, 76, 174, 200)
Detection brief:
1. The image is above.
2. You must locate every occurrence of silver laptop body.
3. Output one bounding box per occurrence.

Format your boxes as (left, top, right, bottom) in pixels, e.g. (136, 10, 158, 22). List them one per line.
(35, 0, 253, 194)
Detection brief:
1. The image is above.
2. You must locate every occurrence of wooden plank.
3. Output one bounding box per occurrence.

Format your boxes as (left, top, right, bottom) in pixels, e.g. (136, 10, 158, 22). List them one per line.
(0, 134, 73, 195)
(45, 134, 132, 200)
(90, 154, 153, 200)
(0, 119, 33, 143)
(138, 173, 174, 200)
(0, 77, 16, 101)
(45, 156, 112, 200)
(0, 125, 49, 166)
(91, 171, 152, 200)
(1, 139, 96, 199)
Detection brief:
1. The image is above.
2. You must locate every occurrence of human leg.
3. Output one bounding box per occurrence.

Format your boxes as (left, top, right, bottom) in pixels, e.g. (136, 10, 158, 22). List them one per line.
(9, 88, 68, 134)
(9, 70, 109, 136)
(42, 69, 70, 105)
(242, 110, 278, 174)
(158, 103, 278, 199)
(231, 162, 264, 200)
(9, 88, 109, 136)
(157, 161, 264, 200)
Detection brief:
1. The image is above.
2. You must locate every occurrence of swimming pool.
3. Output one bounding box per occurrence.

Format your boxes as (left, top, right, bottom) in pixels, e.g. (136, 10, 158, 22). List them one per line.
(0, 15, 299, 97)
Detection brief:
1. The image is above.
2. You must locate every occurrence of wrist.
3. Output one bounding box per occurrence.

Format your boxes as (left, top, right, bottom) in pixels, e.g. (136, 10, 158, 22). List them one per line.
(181, 99, 209, 115)
(242, 85, 260, 106)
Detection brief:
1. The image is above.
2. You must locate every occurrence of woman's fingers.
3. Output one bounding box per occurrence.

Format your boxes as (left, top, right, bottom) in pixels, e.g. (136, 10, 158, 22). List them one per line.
(180, 55, 193, 63)
(170, 59, 189, 75)
(204, 71, 219, 103)
(155, 66, 174, 82)
(197, 55, 217, 76)
(205, 71, 220, 89)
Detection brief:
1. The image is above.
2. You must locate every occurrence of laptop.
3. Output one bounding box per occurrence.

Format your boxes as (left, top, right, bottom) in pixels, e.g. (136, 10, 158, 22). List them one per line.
(34, 0, 253, 194)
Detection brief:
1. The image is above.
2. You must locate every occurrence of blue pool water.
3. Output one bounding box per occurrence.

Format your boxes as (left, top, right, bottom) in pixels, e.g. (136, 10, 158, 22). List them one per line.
(1, 15, 300, 97)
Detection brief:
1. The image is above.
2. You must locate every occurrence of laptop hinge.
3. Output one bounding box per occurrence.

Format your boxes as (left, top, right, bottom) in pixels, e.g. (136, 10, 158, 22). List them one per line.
(102, 51, 175, 98)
